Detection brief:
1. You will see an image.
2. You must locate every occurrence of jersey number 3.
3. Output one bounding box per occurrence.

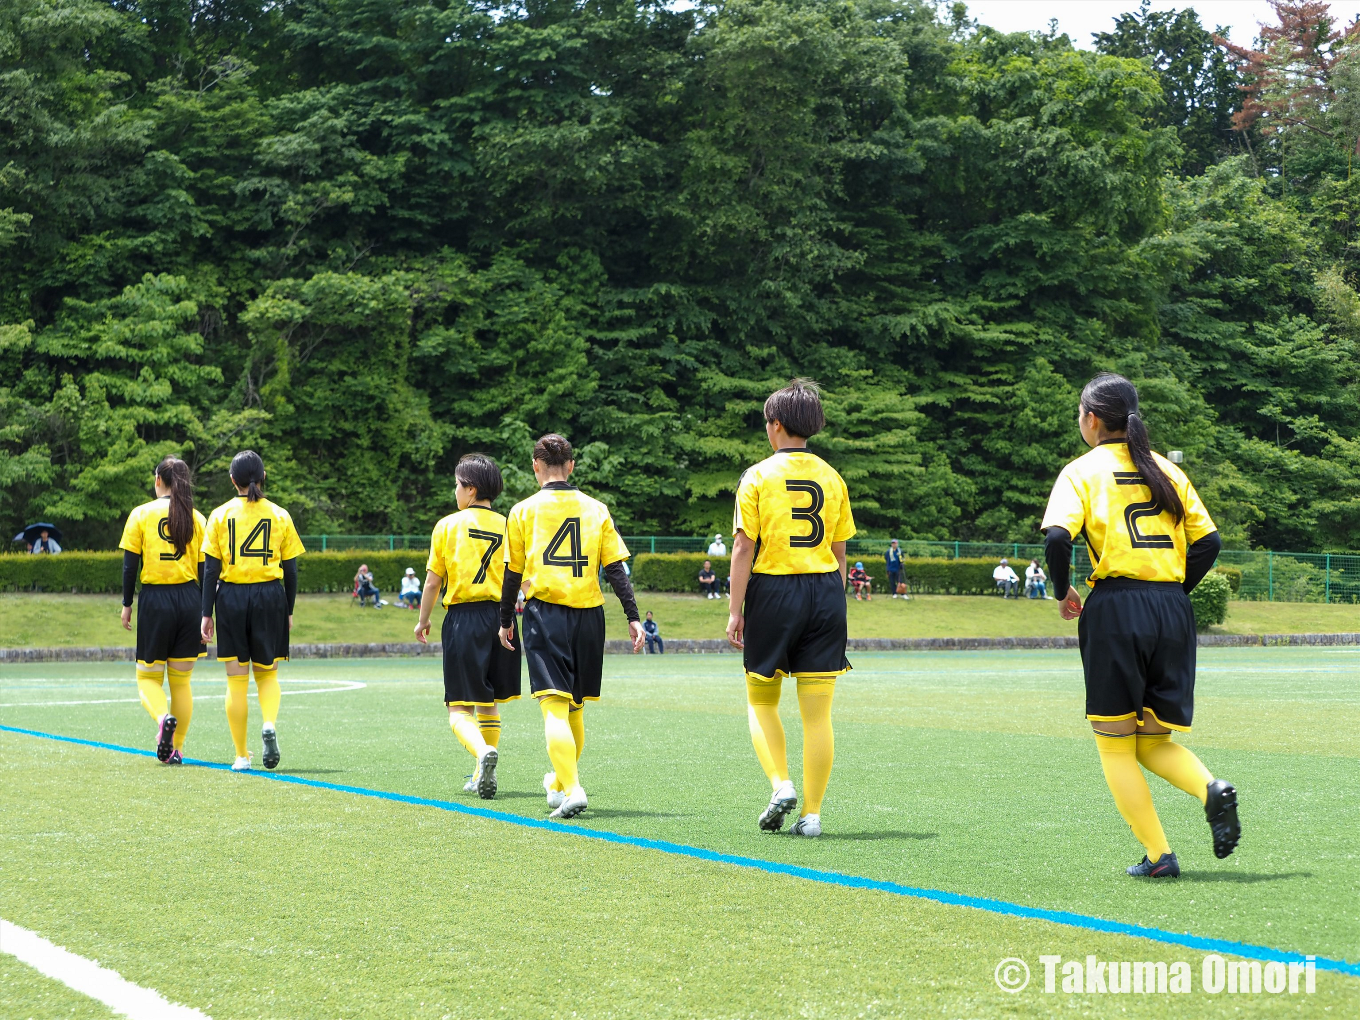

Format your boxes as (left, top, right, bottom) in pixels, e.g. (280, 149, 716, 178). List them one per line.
(467, 529, 503, 585)
(226, 519, 273, 565)
(785, 480, 825, 548)
(544, 517, 591, 577)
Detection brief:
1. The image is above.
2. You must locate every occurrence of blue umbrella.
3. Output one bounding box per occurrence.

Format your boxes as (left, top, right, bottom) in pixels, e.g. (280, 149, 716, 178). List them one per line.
(14, 523, 62, 545)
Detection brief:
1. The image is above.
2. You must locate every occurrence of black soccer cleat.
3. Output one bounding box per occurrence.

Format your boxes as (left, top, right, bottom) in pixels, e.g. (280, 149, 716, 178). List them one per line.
(1127, 852, 1180, 878)
(156, 715, 177, 763)
(1205, 779, 1240, 859)
(477, 748, 498, 800)
(261, 726, 281, 770)
(758, 782, 798, 833)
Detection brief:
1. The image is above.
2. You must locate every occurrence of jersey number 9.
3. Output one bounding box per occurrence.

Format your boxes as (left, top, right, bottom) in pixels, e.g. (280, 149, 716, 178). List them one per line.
(156, 517, 184, 561)
(785, 479, 825, 548)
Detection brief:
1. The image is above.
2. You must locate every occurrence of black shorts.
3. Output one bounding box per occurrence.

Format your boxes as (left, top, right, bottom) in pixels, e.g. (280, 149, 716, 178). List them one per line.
(442, 600, 522, 706)
(215, 580, 290, 668)
(521, 599, 605, 706)
(136, 581, 207, 667)
(743, 571, 850, 680)
(1078, 579, 1196, 731)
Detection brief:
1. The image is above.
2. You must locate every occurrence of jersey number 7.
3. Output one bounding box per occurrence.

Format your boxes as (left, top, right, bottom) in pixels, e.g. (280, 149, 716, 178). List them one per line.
(785, 480, 825, 548)
(467, 528, 503, 585)
(544, 517, 591, 577)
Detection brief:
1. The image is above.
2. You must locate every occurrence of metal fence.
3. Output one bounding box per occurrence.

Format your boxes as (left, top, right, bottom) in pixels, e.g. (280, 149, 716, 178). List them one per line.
(299, 535, 1360, 603)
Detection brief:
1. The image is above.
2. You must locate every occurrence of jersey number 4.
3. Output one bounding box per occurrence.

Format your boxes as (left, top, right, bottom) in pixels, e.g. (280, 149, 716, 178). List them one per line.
(467, 529, 503, 585)
(156, 517, 184, 561)
(543, 517, 591, 577)
(226, 519, 273, 565)
(785, 480, 825, 548)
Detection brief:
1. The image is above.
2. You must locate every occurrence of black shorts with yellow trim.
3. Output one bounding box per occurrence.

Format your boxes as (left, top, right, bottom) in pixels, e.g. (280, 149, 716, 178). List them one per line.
(214, 580, 289, 668)
(1077, 578, 1196, 731)
(135, 581, 207, 668)
(521, 598, 605, 706)
(743, 570, 850, 683)
(442, 599, 522, 706)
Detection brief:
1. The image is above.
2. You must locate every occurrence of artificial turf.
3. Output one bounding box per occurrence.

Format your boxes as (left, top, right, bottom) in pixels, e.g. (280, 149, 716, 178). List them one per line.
(1, 648, 1357, 1017)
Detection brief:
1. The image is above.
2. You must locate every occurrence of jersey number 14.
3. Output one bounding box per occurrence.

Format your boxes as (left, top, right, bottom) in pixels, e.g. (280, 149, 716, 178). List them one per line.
(226, 519, 273, 565)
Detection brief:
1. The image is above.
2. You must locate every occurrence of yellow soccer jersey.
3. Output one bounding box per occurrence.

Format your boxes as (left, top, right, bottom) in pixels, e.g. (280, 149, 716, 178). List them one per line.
(202, 496, 305, 583)
(1041, 440, 1217, 588)
(734, 448, 855, 574)
(505, 484, 628, 609)
(119, 498, 207, 585)
(427, 506, 507, 606)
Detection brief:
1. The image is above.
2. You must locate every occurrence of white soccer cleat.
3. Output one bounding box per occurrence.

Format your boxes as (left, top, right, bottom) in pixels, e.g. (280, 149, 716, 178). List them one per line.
(464, 766, 480, 793)
(550, 786, 588, 820)
(231, 755, 252, 772)
(544, 771, 565, 810)
(790, 813, 822, 837)
(476, 748, 498, 800)
(759, 780, 798, 832)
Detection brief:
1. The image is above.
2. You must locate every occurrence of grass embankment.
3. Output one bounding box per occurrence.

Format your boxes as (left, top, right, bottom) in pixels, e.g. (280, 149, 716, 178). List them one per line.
(4, 591, 1359, 648)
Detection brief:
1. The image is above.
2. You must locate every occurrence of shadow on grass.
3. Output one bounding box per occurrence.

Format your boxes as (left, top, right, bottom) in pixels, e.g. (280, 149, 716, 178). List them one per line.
(818, 830, 939, 842)
(580, 808, 687, 820)
(274, 768, 347, 776)
(1178, 871, 1313, 884)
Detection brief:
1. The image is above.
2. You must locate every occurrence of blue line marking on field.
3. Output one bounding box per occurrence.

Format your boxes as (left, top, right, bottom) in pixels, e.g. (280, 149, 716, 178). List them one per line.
(4, 722, 1357, 978)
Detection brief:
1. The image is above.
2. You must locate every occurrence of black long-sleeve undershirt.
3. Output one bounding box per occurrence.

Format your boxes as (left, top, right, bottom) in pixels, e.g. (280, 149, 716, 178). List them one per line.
(200, 555, 222, 617)
(603, 561, 640, 623)
(282, 558, 298, 613)
(1183, 532, 1222, 593)
(122, 551, 139, 607)
(500, 568, 524, 629)
(1045, 526, 1223, 595)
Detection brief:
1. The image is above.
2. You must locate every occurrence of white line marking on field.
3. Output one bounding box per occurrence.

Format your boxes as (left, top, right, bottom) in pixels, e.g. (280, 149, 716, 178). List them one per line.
(0, 679, 366, 708)
(0, 918, 210, 1019)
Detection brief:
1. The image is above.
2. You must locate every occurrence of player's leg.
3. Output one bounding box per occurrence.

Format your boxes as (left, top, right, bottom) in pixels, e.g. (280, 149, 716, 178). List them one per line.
(541, 695, 587, 818)
(254, 662, 282, 770)
(477, 708, 502, 749)
(136, 661, 176, 761)
(792, 675, 836, 837)
(166, 659, 195, 762)
(743, 573, 801, 831)
(224, 659, 252, 770)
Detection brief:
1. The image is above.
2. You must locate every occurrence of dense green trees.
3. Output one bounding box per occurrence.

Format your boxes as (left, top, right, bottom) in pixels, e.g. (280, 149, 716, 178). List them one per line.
(3, 0, 1360, 550)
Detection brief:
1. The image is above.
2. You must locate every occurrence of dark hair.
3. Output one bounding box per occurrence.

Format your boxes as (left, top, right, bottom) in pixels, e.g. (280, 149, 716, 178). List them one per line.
(229, 449, 266, 502)
(1080, 374, 1184, 522)
(532, 433, 573, 467)
(455, 453, 504, 502)
(156, 456, 195, 556)
(763, 378, 825, 439)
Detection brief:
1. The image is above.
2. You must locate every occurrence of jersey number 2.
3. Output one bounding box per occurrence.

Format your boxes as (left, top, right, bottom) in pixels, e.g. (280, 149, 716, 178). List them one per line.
(467, 529, 503, 585)
(785, 480, 825, 548)
(226, 519, 273, 565)
(543, 517, 591, 577)
(156, 517, 183, 561)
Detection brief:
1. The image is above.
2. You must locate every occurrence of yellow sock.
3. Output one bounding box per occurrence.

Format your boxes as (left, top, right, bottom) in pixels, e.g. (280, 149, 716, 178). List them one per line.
(167, 665, 194, 750)
(136, 666, 168, 722)
(477, 713, 501, 749)
(568, 704, 585, 761)
(1094, 732, 1170, 860)
(1137, 732, 1213, 805)
(541, 696, 579, 791)
(225, 676, 250, 758)
(451, 711, 489, 758)
(254, 665, 280, 727)
(746, 676, 788, 789)
(797, 680, 835, 815)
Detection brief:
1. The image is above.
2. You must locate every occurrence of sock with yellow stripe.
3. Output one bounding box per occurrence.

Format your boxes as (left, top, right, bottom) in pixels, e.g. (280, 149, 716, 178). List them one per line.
(253, 665, 280, 727)
(477, 712, 501, 749)
(796, 680, 835, 815)
(225, 675, 250, 758)
(746, 677, 788, 789)
(568, 704, 585, 761)
(1136, 731, 1213, 805)
(541, 696, 580, 792)
(451, 710, 489, 758)
(166, 665, 194, 750)
(1094, 732, 1170, 860)
(136, 666, 168, 722)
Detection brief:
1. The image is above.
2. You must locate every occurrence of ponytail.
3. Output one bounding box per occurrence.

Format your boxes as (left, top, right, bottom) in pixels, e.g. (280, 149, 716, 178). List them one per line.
(156, 456, 195, 556)
(1079, 374, 1184, 523)
(229, 449, 266, 502)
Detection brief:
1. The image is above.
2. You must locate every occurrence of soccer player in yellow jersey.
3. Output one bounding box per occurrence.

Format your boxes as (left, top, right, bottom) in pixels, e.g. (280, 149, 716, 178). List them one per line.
(415, 454, 521, 799)
(727, 380, 855, 837)
(118, 457, 207, 764)
(498, 434, 645, 820)
(199, 451, 305, 772)
(1042, 374, 1238, 877)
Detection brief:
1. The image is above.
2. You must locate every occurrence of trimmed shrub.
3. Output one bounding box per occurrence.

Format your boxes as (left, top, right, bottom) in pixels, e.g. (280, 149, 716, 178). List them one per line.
(632, 553, 732, 592)
(630, 552, 1002, 595)
(1188, 571, 1231, 631)
(1213, 565, 1242, 595)
(295, 552, 431, 593)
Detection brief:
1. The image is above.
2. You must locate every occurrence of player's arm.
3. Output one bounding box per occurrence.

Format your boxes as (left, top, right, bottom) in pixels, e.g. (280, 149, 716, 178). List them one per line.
(726, 529, 756, 649)
(120, 550, 139, 630)
(1044, 527, 1083, 619)
(415, 570, 443, 642)
(200, 554, 222, 642)
(832, 541, 847, 586)
(281, 557, 298, 630)
(1183, 532, 1223, 593)
(602, 559, 644, 652)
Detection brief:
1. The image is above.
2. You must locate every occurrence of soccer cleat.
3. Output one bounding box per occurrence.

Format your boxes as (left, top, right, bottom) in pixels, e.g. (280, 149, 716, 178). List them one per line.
(759, 781, 798, 832)
(477, 748, 498, 800)
(231, 755, 252, 772)
(155, 714, 178, 762)
(550, 787, 588, 820)
(1205, 779, 1241, 859)
(544, 771, 566, 810)
(790, 813, 822, 837)
(1127, 852, 1180, 878)
(261, 725, 280, 770)
(463, 770, 479, 794)
(166, 749, 183, 765)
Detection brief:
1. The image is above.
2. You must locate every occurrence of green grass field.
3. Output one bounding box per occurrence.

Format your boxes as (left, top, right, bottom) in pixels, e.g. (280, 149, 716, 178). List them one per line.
(4, 591, 1359, 648)
(1, 648, 1357, 1017)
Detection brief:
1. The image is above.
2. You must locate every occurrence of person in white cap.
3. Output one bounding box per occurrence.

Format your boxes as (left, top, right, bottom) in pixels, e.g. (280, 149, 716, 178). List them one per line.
(400, 566, 422, 609)
(708, 532, 727, 556)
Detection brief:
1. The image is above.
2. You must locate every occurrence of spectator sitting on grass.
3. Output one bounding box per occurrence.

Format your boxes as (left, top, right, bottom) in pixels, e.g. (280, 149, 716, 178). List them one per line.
(643, 611, 664, 654)
(993, 557, 1019, 598)
(698, 560, 718, 599)
(848, 561, 873, 601)
(708, 533, 727, 556)
(1025, 559, 1048, 600)
(355, 564, 382, 608)
(400, 567, 422, 609)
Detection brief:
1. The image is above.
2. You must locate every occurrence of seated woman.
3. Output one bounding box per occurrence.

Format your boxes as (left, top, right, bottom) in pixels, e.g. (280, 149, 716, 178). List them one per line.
(848, 562, 873, 601)
(400, 567, 422, 609)
(354, 564, 382, 608)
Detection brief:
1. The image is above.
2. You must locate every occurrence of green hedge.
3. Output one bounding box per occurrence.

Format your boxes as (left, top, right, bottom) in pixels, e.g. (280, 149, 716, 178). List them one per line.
(1213, 565, 1242, 595)
(632, 553, 732, 592)
(1189, 571, 1231, 631)
(630, 552, 1004, 595)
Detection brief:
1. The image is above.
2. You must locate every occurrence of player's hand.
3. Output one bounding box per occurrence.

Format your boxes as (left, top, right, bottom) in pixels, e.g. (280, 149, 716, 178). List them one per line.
(498, 625, 515, 651)
(120, 606, 132, 631)
(1059, 585, 1084, 620)
(415, 618, 431, 643)
(628, 619, 645, 653)
(200, 616, 214, 643)
(288, 614, 294, 631)
(727, 612, 745, 650)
